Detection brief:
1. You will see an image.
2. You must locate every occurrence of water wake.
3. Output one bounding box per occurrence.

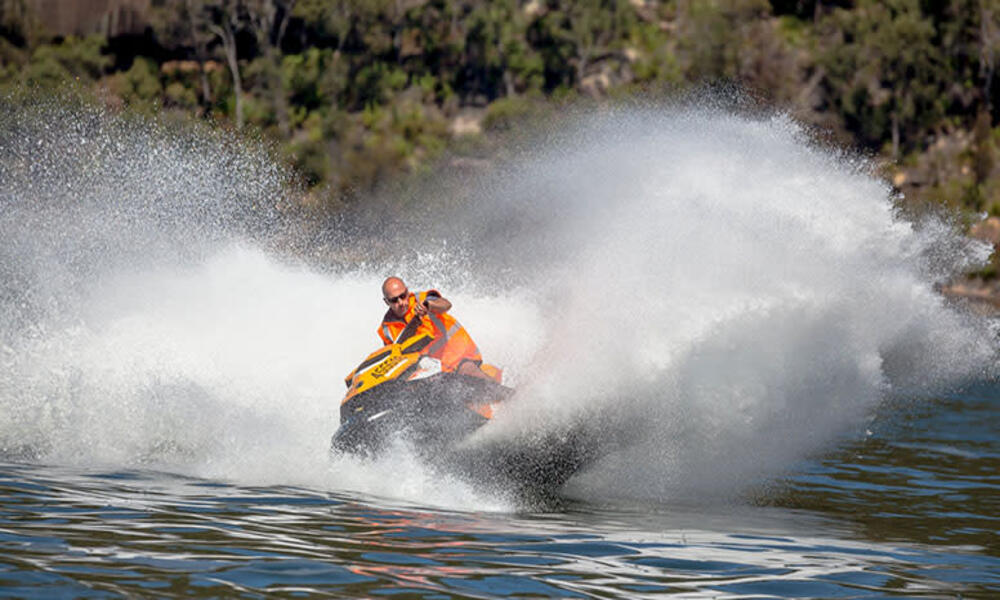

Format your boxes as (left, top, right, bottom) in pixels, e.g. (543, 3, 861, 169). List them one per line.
(0, 97, 994, 508)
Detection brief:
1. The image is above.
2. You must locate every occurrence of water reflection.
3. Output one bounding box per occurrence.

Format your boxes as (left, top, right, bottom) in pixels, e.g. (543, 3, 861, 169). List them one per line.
(1, 457, 997, 598)
(769, 391, 999, 556)
(0, 388, 997, 597)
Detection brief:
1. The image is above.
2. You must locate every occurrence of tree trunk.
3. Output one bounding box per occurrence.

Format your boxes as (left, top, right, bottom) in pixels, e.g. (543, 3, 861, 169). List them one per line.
(185, 0, 212, 112)
(497, 25, 515, 97)
(569, 3, 596, 91)
(273, 0, 295, 137)
(891, 110, 900, 160)
(210, 20, 243, 130)
(503, 69, 515, 97)
(981, 0, 996, 110)
(199, 60, 212, 110)
(576, 48, 591, 90)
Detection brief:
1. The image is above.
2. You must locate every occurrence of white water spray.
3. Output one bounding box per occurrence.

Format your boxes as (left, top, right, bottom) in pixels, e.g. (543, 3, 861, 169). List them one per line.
(0, 97, 994, 508)
(456, 106, 996, 501)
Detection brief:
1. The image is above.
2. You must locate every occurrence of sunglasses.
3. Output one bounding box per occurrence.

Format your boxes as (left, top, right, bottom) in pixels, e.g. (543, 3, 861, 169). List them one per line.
(384, 290, 409, 304)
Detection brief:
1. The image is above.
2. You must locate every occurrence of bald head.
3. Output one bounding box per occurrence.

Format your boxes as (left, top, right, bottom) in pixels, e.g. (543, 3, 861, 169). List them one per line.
(382, 277, 410, 317)
(381, 277, 406, 299)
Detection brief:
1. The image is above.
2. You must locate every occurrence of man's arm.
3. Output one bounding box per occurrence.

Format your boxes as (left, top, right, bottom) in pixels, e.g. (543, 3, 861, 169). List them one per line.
(416, 291, 451, 316)
(425, 294, 452, 314)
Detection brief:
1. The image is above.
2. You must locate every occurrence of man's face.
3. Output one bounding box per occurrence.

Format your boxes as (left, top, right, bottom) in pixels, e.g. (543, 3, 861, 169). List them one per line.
(383, 281, 409, 318)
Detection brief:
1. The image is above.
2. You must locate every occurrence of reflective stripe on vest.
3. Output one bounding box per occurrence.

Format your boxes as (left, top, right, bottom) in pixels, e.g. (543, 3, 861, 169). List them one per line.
(426, 320, 463, 356)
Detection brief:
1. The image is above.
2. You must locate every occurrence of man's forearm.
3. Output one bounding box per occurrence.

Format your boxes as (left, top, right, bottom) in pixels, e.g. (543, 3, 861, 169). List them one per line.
(425, 296, 452, 314)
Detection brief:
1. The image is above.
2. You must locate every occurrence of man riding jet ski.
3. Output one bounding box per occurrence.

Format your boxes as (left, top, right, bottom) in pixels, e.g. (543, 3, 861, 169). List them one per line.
(332, 277, 595, 499)
(332, 278, 508, 457)
(376, 277, 502, 383)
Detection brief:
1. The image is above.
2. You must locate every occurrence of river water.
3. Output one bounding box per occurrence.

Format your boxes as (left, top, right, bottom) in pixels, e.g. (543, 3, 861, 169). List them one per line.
(1, 99, 997, 597)
(1, 384, 997, 598)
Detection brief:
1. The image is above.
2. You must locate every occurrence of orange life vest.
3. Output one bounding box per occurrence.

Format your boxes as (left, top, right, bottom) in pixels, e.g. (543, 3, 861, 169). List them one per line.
(377, 289, 483, 373)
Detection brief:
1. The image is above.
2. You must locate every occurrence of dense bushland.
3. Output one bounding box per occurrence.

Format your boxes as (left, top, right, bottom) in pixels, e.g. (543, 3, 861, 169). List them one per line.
(1, 0, 998, 222)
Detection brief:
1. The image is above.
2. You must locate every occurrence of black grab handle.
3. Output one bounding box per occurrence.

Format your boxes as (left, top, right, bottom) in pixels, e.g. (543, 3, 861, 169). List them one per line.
(394, 313, 424, 345)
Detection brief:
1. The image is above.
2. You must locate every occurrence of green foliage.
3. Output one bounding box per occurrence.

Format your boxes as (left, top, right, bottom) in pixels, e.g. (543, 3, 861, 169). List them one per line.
(282, 48, 346, 110)
(21, 35, 110, 88)
(285, 111, 331, 187)
(483, 95, 534, 132)
(675, 0, 772, 81)
(241, 92, 273, 127)
(629, 21, 682, 85)
(351, 61, 408, 108)
(3, 0, 997, 222)
(110, 57, 162, 110)
(164, 81, 198, 109)
(820, 0, 947, 157)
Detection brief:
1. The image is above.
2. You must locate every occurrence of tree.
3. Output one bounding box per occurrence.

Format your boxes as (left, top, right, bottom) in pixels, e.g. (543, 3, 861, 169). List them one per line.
(186, 0, 216, 110)
(243, 0, 295, 135)
(293, 0, 358, 51)
(0, 0, 43, 50)
(927, 0, 998, 118)
(674, 0, 772, 83)
(532, 0, 635, 93)
(149, 0, 216, 112)
(820, 0, 947, 158)
(153, 0, 250, 126)
(204, 0, 246, 129)
(465, 0, 524, 99)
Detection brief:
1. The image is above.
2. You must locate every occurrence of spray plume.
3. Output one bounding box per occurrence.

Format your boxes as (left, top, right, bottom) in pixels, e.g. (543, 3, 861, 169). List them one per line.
(0, 96, 994, 507)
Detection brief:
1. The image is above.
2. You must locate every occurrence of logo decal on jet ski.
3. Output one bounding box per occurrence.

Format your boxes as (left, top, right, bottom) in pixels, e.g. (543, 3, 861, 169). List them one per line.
(370, 354, 404, 378)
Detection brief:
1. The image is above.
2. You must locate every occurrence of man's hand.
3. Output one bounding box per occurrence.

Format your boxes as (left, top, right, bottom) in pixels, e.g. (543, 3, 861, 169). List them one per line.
(419, 295, 452, 316)
(414, 300, 429, 317)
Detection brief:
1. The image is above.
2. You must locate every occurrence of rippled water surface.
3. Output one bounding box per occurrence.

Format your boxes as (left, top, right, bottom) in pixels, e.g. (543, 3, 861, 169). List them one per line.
(1, 387, 996, 599)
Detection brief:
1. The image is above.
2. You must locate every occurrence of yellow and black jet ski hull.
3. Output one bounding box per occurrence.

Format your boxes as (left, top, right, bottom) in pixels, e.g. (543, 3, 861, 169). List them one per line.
(332, 372, 513, 456)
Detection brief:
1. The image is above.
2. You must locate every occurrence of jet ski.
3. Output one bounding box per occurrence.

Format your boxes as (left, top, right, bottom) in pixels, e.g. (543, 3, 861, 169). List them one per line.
(331, 316, 595, 499)
(332, 315, 513, 457)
